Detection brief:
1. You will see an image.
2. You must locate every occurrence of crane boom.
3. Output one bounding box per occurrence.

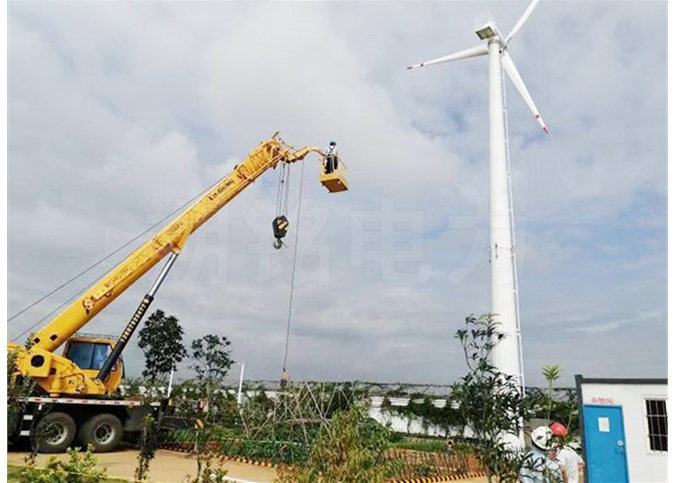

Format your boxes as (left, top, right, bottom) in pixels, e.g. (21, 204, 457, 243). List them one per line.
(30, 135, 322, 354)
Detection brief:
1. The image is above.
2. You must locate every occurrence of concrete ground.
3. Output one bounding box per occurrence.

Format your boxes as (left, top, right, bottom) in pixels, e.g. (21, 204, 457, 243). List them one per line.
(7, 449, 278, 483)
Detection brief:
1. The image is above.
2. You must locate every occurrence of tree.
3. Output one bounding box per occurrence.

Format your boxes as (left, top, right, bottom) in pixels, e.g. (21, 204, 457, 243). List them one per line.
(135, 310, 186, 481)
(8, 349, 35, 442)
(137, 309, 187, 385)
(187, 334, 234, 478)
(190, 334, 233, 390)
(134, 412, 161, 482)
(452, 314, 526, 483)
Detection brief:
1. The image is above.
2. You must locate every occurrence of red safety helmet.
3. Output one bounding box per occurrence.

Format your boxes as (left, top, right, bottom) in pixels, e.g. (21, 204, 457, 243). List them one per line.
(550, 422, 568, 437)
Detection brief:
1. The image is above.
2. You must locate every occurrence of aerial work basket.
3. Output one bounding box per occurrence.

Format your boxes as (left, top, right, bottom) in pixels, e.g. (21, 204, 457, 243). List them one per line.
(320, 155, 348, 193)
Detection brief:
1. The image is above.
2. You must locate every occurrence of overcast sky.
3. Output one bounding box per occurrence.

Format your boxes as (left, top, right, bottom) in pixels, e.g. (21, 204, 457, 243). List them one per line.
(8, 1, 666, 387)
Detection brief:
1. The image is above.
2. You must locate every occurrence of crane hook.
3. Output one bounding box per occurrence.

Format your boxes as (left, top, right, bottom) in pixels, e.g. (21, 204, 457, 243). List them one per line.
(272, 215, 289, 250)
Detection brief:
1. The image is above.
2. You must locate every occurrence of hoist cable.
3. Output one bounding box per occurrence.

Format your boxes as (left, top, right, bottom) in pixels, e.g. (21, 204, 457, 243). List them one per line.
(283, 167, 292, 215)
(275, 164, 285, 217)
(281, 160, 306, 375)
(8, 177, 224, 324)
(275, 163, 292, 219)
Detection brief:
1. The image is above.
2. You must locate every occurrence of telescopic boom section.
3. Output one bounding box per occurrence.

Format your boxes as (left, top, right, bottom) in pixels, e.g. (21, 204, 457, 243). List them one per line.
(30, 135, 322, 353)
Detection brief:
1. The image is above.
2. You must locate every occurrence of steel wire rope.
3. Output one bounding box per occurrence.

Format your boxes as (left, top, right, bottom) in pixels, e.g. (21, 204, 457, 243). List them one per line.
(281, 159, 306, 378)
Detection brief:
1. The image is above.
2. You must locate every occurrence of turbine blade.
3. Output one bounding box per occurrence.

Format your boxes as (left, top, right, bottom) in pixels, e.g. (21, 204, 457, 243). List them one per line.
(406, 44, 488, 70)
(502, 51, 548, 134)
(505, 0, 540, 45)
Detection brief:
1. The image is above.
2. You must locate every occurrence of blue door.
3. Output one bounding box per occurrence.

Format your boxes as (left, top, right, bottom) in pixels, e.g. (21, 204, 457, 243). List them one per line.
(583, 405, 629, 483)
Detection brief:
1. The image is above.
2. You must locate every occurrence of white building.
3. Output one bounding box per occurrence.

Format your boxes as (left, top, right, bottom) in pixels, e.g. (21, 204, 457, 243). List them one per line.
(576, 375, 667, 483)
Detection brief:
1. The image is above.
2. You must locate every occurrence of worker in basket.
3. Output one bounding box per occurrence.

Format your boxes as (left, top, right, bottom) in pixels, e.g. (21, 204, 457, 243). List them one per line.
(324, 140, 338, 174)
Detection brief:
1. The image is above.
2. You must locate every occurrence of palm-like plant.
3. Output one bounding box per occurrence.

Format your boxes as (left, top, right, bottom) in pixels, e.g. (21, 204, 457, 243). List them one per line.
(542, 365, 561, 423)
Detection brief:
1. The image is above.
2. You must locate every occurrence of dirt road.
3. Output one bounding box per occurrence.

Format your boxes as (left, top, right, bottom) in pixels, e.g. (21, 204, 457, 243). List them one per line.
(7, 449, 278, 483)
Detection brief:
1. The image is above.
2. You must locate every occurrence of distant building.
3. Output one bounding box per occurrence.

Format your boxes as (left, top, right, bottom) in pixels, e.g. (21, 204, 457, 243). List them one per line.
(576, 375, 667, 483)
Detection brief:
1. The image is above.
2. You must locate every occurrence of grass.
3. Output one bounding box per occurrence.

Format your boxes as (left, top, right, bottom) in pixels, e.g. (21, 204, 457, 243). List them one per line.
(7, 465, 130, 482)
(7, 466, 22, 482)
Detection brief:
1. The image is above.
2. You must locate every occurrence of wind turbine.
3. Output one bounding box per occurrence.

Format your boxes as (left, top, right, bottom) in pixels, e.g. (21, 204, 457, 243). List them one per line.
(407, 0, 547, 415)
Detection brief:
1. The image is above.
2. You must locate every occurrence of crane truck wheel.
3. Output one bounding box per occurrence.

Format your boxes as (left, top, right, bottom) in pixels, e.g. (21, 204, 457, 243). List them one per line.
(78, 413, 123, 453)
(35, 412, 77, 453)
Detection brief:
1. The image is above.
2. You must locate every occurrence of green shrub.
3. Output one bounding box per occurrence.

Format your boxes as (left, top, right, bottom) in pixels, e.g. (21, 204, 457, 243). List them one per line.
(413, 463, 435, 477)
(20, 446, 107, 483)
(275, 406, 398, 483)
(381, 396, 464, 435)
(184, 457, 228, 483)
(389, 439, 447, 453)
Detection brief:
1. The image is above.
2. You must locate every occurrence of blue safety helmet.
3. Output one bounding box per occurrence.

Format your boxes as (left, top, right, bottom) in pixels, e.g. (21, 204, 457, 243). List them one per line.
(329, 140, 337, 146)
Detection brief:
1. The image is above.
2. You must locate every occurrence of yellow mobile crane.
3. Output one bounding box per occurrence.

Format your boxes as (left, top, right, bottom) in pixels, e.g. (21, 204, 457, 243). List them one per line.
(8, 133, 347, 452)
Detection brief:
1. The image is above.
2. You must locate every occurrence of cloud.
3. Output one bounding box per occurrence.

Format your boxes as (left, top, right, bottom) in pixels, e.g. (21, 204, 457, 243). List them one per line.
(566, 310, 664, 335)
(8, 1, 666, 387)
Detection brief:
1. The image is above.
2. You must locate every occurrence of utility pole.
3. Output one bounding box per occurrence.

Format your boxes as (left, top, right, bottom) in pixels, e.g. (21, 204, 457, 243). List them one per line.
(236, 362, 245, 406)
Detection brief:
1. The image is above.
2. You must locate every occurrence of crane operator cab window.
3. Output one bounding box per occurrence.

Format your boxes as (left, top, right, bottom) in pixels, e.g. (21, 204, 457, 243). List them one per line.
(65, 341, 113, 371)
(320, 140, 348, 193)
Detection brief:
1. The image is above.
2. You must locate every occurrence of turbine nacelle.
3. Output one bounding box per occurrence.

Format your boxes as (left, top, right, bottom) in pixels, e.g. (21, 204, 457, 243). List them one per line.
(475, 21, 500, 41)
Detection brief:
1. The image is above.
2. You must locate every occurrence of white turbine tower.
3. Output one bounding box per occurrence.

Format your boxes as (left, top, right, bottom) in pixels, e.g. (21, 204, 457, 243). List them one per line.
(407, 0, 547, 418)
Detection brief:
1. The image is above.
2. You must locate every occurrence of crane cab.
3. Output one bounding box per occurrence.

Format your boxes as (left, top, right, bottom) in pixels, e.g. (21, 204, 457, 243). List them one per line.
(63, 334, 123, 392)
(320, 155, 348, 193)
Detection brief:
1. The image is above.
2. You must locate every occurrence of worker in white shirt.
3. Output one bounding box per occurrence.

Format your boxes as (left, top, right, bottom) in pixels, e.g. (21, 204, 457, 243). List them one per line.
(550, 422, 585, 483)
